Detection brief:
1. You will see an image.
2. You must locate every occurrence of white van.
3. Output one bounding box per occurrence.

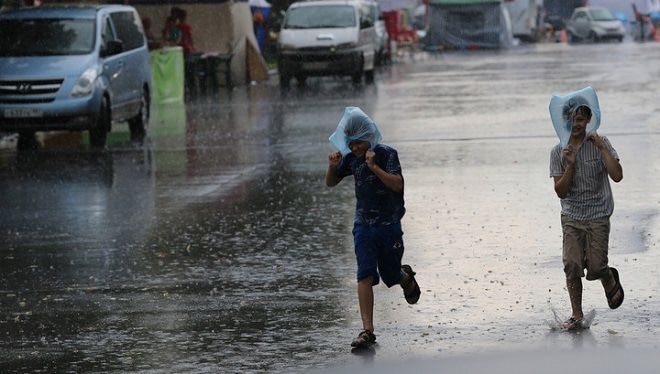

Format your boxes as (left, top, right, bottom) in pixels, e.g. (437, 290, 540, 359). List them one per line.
(504, 0, 542, 42)
(276, 0, 379, 87)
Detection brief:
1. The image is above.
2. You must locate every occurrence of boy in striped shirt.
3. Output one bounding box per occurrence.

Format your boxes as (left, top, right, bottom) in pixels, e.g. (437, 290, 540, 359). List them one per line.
(549, 103, 624, 330)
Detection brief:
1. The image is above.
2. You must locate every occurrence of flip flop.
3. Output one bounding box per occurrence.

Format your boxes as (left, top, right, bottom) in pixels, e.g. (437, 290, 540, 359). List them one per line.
(560, 317, 584, 331)
(351, 330, 376, 348)
(401, 265, 421, 305)
(606, 267, 624, 309)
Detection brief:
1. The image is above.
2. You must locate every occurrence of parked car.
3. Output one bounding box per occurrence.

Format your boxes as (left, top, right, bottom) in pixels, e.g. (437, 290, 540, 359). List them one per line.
(504, 0, 542, 42)
(374, 11, 389, 65)
(543, 0, 586, 35)
(0, 5, 152, 149)
(566, 6, 625, 43)
(276, 0, 379, 87)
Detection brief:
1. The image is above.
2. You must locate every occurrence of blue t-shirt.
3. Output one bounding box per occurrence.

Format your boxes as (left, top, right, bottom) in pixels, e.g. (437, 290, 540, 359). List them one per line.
(336, 144, 405, 226)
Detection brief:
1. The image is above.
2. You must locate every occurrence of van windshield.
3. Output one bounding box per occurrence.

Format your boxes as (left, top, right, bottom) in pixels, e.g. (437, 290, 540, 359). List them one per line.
(283, 5, 356, 29)
(0, 18, 95, 57)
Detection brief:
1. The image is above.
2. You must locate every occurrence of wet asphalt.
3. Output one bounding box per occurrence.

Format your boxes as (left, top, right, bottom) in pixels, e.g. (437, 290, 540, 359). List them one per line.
(1, 40, 660, 373)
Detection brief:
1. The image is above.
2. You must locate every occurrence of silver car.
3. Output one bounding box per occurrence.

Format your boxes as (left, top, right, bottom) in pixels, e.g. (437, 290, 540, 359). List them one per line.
(566, 7, 625, 43)
(0, 5, 152, 149)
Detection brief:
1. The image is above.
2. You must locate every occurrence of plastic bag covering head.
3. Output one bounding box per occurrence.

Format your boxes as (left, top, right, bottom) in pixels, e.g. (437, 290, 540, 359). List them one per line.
(329, 107, 382, 155)
(549, 86, 601, 149)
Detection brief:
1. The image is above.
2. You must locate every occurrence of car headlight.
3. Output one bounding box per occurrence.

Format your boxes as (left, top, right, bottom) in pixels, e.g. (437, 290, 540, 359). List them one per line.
(335, 42, 358, 50)
(70, 67, 99, 97)
(277, 43, 298, 52)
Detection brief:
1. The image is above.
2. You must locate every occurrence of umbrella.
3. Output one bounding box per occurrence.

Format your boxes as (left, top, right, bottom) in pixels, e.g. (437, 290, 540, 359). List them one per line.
(613, 11, 628, 24)
(249, 0, 271, 8)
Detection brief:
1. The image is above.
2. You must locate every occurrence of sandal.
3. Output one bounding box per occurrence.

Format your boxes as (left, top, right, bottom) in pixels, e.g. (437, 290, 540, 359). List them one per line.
(560, 317, 584, 331)
(606, 267, 624, 309)
(351, 330, 376, 347)
(401, 265, 421, 305)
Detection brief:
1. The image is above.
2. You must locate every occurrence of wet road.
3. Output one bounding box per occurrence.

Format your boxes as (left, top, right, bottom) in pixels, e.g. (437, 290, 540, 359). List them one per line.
(1, 41, 660, 373)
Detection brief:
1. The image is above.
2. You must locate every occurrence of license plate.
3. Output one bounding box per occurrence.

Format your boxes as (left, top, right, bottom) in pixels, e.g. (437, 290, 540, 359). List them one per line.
(303, 62, 329, 70)
(4, 108, 43, 118)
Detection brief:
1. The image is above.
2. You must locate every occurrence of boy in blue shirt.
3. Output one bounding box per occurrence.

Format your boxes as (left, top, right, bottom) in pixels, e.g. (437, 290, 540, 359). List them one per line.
(326, 107, 420, 347)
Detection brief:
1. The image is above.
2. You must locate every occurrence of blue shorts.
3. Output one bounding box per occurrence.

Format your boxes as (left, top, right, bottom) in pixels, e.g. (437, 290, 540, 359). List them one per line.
(352, 223, 404, 287)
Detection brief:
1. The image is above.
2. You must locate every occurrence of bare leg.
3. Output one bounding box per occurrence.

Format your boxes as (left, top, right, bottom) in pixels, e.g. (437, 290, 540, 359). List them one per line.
(357, 276, 374, 332)
(566, 277, 584, 320)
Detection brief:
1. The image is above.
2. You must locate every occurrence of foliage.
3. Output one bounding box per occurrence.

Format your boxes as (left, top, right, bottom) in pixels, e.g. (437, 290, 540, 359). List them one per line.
(0, 0, 22, 10)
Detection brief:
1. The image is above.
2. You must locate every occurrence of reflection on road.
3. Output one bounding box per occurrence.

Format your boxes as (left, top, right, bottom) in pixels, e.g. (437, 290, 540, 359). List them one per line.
(0, 78, 367, 372)
(4, 45, 658, 372)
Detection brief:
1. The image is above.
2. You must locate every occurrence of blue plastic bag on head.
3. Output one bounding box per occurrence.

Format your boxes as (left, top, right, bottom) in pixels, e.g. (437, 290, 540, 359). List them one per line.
(549, 86, 601, 149)
(329, 107, 381, 155)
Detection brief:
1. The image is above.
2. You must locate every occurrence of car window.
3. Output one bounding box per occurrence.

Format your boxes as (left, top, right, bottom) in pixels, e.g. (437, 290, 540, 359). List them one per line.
(110, 11, 145, 51)
(100, 16, 114, 54)
(574, 11, 587, 21)
(283, 5, 356, 29)
(0, 18, 95, 57)
(589, 9, 615, 22)
(358, 3, 374, 28)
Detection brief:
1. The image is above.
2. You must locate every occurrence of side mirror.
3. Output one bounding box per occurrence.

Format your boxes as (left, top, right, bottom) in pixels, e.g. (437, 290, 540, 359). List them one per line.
(360, 17, 373, 29)
(104, 40, 124, 57)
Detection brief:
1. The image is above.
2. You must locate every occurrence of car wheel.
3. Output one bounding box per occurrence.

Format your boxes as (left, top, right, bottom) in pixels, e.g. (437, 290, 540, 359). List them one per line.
(279, 74, 290, 88)
(16, 132, 38, 151)
(90, 96, 109, 148)
(567, 31, 575, 44)
(588, 31, 598, 43)
(365, 69, 374, 84)
(295, 75, 307, 86)
(352, 56, 364, 85)
(128, 88, 149, 142)
(375, 48, 385, 66)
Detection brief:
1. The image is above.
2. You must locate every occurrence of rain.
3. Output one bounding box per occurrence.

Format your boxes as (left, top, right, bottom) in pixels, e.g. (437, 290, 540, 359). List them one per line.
(2, 10, 660, 374)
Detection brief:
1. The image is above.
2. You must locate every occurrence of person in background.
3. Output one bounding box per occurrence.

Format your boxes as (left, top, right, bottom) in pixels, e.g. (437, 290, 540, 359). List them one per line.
(162, 15, 181, 47)
(141, 16, 161, 50)
(252, 7, 267, 53)
(172, 7, 194, 55)
(325, 107, 421, 348)
(171, 7, 196, 97)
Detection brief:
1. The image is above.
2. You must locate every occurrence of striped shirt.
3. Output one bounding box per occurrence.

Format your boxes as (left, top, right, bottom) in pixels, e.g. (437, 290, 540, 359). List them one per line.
(549, 136, 619, 220)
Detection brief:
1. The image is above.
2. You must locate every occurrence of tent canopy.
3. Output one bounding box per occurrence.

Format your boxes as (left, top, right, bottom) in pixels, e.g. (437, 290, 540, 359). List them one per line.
(249, 0, 271, 8)
(377, 0, 412, 12)
(426, 1, 512, 49)
(429, 0, 500, 4)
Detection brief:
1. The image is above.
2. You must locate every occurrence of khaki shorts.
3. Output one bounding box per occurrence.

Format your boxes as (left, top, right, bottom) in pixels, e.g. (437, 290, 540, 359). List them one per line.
(561, 215, 611, 280)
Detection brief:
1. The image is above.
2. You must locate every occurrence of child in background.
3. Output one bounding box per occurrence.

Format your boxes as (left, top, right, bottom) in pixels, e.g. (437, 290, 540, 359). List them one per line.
(162, 15, 181, 47)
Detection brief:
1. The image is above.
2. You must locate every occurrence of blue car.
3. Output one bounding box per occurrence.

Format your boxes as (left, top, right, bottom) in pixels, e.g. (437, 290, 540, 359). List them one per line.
(0, 5, 152, 149)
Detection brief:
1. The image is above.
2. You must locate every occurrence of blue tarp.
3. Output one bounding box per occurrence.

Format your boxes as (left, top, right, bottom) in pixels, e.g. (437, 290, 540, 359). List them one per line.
(426, 1, 512, 50)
